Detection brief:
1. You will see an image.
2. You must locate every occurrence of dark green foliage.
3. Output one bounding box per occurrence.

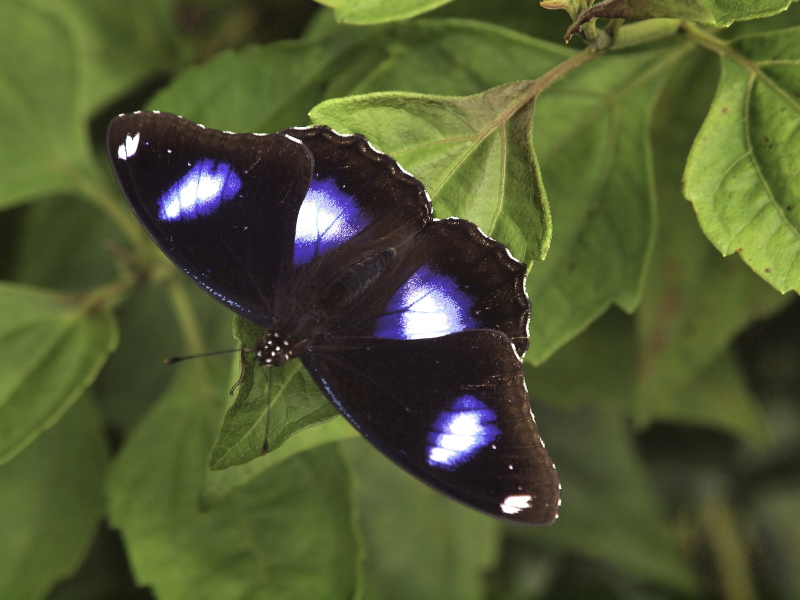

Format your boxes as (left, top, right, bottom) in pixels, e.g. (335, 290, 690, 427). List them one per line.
(1, 1, 799, 598)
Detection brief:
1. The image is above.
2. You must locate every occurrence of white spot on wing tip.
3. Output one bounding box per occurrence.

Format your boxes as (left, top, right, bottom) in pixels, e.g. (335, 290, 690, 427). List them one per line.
(117, 132, 140, 161)
(500, 494, 532, 515)
(284, 134, 302, 144)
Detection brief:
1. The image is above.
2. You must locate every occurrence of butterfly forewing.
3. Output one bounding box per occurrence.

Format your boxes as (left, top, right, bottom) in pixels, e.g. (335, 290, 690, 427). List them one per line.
(273, 126, 431, 314)
(107, 112, 314, 327)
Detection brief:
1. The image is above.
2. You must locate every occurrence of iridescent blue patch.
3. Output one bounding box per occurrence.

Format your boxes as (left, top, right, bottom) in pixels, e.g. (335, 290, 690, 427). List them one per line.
(158, 159, 242, 221)
(427, 395, 500, 470)
(375, 265, 477, 340)
(293, 177, 370, 266)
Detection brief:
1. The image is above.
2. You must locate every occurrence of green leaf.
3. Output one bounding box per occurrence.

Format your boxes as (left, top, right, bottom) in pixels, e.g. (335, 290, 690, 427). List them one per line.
(532, 303, 773, 445)
(0, 0, 186, 209)
(0, 394, 107, 600)
(527, 44, 691, 363)
(108, 366, 360, 600)
(684, 26, 800, 293)
(12, 196, 119, 290)
(204, 418, 358, 506)
(527, 308, 637, 413)
(569, 0, 797, 30)
(342, 438, 501, 600)
(0, 283, 118, 464)
(514, 405, 698, 594)
(94, 278, 233, 435)
(47, 0, 188, 115)
(311, 81, 552, 264)
(149, 31, 373, 133)
(638, 47, 787, 440)
(0, 2, 93, 207)
(316, 0, 454, 25)
(429, 0, 574, 41)
(347, 19, 570, 96)
(649, 350, 771, 443)
(209, 317, 338, 470)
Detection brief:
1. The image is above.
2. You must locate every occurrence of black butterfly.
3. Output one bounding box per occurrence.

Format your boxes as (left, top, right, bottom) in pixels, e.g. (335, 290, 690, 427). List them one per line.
(107, 111, 560, 525)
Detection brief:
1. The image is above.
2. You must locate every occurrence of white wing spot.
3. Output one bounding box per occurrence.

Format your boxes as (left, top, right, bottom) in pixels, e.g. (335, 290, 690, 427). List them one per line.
(501, 495, 532, 515)
(117, 132, 140, 160)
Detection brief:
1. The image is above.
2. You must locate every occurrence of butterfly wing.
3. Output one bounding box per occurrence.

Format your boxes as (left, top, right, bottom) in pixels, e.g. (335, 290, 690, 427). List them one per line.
(303, 329, 560, 525)
(107, 112, 314, 326)
(108, 114, 559, 524)
(326, 217, 531, 355)
(280, 127, 530, 355)
(291, 130, 554, 522)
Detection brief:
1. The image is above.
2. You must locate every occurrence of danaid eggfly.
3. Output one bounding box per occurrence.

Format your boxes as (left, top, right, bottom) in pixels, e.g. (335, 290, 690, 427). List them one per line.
(107, 111, 560, 524)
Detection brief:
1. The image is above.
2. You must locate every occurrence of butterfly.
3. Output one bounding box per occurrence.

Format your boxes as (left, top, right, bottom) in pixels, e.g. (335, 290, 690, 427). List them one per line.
(107, 111, 560, 525)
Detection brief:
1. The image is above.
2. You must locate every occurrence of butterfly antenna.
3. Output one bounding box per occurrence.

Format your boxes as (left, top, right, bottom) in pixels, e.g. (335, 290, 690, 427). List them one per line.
(262, 366, 273, 455)
(165, 348, 242, 364)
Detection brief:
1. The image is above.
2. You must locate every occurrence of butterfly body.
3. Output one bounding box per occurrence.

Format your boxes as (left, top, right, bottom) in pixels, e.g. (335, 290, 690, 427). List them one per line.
(108, 112, 560, 525)
(255, 245, 399, 365)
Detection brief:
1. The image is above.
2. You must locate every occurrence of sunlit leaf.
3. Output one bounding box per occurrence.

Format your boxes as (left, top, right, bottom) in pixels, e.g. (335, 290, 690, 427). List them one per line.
(316, 0, 453, 24)
(310, 82, 551, 265)
(684, 26, 800, 293)
(527, 44, 692, 363)
(639, 49, 787, 440)
(204, 418, 357, 506)
(209, 318, 338, 470)
(347, 19, 569, 96)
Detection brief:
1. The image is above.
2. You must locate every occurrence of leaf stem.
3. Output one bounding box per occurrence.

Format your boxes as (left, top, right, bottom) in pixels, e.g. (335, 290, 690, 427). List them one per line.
(167, 279, 206, 356)
(683, 21, 800, 115)
(680, 21, 730, 55)
(72, 162, 151, 256)
(78, 276, 136, 314)
(699, 495, 760, 600)
(531, 46, 602, 97)
(613, 19, 682, 50)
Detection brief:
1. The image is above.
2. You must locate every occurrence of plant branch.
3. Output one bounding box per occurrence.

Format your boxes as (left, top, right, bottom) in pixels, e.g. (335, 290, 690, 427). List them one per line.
(532, 46, 603, 97)
(74, 163, 151, 257)
(167, 279, 207, 357)
(680, 21, 731, 54)
(613, 18, 682, 49)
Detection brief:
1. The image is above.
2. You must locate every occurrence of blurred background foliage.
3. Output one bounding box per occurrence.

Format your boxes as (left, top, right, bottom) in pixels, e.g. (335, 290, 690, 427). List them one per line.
(0, 0, 799, 598)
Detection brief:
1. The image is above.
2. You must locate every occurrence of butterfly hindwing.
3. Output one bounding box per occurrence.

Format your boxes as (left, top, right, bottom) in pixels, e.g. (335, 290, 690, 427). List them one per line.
(332, 218, 530, 355)
(107, 112, 314, 327)
(303, 329, 559, 525)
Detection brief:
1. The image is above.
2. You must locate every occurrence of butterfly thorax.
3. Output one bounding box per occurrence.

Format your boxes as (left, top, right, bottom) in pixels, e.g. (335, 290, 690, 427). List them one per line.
(255, 332, 296, 366)
(258, 247, 399, 366)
